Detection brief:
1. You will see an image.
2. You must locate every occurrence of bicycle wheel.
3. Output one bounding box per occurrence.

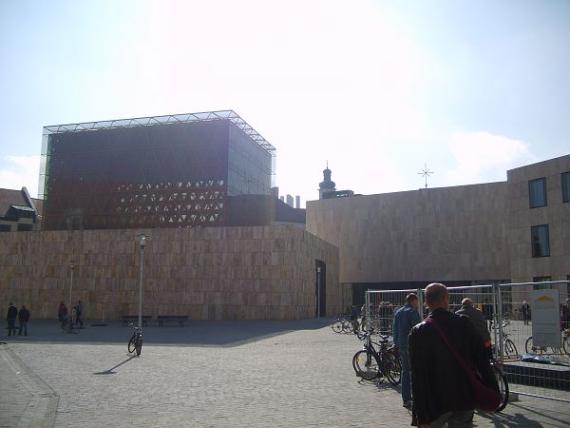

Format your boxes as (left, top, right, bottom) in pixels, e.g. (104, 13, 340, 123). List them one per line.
(128, 335, 137, 353)
(135, 335, 143, 356)
(352, 350, 381, 381)
(493, 364, 509, 411)
(341, 319, 353, 334)
(504, 339, 518, 357)
(563, 334, 570, 355)
(331, 320, 343, 333)
(525, 336, 546, 354)
(382, 352, 401, 386)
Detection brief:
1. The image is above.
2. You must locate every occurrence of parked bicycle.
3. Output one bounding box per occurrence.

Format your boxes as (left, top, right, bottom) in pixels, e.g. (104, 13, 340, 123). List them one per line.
(352, 330, 401, 385)
(501, 332, 518, 358)
(490, 346, 509, 412)
(128, 323, 143, 356)
(525, 330, 570, 355)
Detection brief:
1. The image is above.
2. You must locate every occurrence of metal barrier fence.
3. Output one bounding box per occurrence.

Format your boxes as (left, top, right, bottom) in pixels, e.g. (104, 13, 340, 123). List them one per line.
(364, 281, 570, 403)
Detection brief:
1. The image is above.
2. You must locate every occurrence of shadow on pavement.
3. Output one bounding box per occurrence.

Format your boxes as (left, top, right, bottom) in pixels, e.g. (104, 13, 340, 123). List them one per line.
(1, 318, 334, 348)
(94, 355, 137, 375)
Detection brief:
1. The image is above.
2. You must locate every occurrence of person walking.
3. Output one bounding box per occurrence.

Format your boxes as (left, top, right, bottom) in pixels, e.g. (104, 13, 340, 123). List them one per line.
(409, 283, 498, 427)
(392, 293, 421, 409)
(6, 302, 18, 336)
(18, 305, 30, 336)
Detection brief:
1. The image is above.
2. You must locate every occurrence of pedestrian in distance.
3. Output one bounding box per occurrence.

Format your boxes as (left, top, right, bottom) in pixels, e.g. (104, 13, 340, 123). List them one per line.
(6, 302, 18, 336)
(521, 300, 531, 325)
(75, 300, 84, 328)
(410, 283, 498, 427)
(58, 301, 68, 330)
(393, 293, 421, 410)
(18, 305, 30, 336)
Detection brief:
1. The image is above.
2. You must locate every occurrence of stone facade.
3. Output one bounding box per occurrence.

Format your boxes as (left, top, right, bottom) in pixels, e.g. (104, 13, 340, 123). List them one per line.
(0, 225, 339, 321)
(307, 182, 511, 285)
(306, 155, 570, 291)
(507, 155, 570, 284)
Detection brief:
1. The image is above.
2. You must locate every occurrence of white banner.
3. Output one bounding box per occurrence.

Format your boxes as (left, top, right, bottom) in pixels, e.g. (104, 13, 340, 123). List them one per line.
(531, 289, 561, 348)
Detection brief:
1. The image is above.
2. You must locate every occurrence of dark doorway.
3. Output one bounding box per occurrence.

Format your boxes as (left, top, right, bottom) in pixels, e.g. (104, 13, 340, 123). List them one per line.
(315, 260, 326, 317)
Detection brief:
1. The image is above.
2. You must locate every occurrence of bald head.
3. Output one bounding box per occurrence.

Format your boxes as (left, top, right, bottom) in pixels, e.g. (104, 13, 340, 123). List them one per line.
(425, 283, 449, 310)
(461, 298, 473, 306)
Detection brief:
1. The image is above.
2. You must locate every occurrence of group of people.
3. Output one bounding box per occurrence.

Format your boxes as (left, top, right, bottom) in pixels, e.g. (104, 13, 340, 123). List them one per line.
(392, 283, 499, 428)
(5, 302, 30, 336)
(57, 300, 84, 330)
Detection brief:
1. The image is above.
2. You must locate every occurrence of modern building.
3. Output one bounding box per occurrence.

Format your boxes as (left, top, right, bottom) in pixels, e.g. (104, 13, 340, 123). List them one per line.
(0, 111, 322, 321)
(40, 110, 278, 231)
(0, 187, 42, 232)
(306, 155, 570, 305)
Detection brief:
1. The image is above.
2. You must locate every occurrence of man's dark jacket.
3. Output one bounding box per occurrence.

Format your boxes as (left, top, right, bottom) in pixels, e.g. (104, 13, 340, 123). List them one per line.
(409, 308, 498, 426)
(7, 305, 17, 321)
(455, 304, 491, 343)
(19, 308, 30, 322)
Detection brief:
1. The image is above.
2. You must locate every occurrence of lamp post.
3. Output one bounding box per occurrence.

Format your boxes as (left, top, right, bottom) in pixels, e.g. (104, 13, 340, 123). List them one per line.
(316, 266, 321, 318)
(136, 234, 148, 329)
(68, 263, 74, 332)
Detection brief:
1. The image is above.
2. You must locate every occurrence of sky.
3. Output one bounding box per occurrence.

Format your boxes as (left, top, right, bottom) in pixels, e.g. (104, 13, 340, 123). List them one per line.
(0, 0, 569, 204)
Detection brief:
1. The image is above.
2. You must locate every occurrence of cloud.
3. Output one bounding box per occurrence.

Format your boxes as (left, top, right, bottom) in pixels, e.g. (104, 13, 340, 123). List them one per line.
(446, 131, 537, 185)
(0, 155, 41, 197)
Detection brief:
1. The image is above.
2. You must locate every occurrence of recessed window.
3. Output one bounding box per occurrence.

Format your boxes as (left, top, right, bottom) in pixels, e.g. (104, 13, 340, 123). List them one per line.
(0, 224, 11, 232)
(531, 225, 550, 257)
(562, 172, 570, 203)
(17, 223, 33, 232)
(529, 178, 547, 208)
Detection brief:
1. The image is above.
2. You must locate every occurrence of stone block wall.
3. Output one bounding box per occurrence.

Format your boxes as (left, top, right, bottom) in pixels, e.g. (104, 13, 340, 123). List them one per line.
(0, 225, 339, 321)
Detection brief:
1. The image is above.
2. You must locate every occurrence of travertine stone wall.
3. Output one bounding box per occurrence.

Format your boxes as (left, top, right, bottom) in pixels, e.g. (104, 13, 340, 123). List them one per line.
(0, 225, 339, 321)
(307, 182, 511, 284)
(507, 155, 570, 284)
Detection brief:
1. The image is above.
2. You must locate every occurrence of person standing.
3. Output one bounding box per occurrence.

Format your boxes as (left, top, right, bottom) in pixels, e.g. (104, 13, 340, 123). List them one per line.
(75, 300, 84, 328)
(392, 293, 421, 409)
(409, 283, 498, 427)
(521, 300, 531, 325)
(456, 298, 491, 350)
(6, 302, 18, 336)
(18, 305, 30, 336)
(58, 301, 68, 330)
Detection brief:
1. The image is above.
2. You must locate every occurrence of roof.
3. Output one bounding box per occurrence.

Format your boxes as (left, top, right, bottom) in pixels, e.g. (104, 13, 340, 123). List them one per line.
(0, 187, 41, 217)
(43, 109, 275, 154)
(0, 188, 26, 215)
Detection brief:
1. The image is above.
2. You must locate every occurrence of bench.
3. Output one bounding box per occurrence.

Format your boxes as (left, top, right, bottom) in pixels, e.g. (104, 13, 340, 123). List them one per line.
(121, 315, 152, 327)
(156, 315, 189, 327)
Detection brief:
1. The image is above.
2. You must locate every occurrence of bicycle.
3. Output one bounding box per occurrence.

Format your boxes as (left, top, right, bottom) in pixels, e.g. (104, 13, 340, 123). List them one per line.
(525, 330, 569, 355)
(490, 348, 509, 412)
(352, 331, 401, 385)
(501, 332, 518, 358)
(128, 323, 143, 356)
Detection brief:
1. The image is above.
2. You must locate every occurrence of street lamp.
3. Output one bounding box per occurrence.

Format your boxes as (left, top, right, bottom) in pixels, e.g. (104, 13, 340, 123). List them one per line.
(136, 234, 148, 329)
(316, 266, 321, 318)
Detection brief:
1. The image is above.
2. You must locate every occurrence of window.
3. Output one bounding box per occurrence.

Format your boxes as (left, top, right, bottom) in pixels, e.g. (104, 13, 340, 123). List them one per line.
(533, 276, 552, 290)
(17, 223, 33, 232)
(0, 224, 11, 232)
(562, 172, 570, 203)
(529, 177, 547, 208)
(531, 225, 550, 257)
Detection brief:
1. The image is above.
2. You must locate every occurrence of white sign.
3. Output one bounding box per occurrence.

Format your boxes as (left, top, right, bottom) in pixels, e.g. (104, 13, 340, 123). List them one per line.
(531, 289, 561, 348)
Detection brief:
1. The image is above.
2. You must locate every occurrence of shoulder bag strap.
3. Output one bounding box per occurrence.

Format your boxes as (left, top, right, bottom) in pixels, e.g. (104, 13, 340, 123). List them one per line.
(425, 317, 475, 376)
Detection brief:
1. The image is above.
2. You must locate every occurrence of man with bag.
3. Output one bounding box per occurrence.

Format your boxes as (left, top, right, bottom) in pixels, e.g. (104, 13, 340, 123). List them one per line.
(409, 283, 499, 427)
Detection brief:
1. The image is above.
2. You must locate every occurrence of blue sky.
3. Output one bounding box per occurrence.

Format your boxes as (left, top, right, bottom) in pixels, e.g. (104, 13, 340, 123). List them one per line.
(1, 0, 569, 203)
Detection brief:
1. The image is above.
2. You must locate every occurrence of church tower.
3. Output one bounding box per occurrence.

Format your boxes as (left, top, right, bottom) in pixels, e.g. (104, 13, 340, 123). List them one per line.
(319, 162, 336, 199)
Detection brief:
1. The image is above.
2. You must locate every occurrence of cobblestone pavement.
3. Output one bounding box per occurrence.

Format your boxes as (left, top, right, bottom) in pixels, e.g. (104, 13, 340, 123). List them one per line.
(1, 320, 569, 427)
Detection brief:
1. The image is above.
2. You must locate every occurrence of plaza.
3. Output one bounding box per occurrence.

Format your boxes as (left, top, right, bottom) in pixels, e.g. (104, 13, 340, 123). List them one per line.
(1, 320, 569, 428)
